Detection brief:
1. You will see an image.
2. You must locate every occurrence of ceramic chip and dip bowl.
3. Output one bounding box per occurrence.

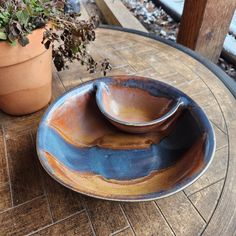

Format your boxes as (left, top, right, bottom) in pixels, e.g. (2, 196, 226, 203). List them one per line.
(37, 75, 215, 201)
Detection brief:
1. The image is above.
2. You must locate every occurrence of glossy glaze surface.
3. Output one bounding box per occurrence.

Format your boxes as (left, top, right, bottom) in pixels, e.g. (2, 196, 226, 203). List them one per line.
(95, 81, 186, 133)
(37, 76, 215, 201)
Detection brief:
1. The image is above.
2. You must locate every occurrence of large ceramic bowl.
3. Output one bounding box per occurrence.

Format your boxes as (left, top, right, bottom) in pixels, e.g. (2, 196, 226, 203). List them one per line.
(37, 75, 215, 201)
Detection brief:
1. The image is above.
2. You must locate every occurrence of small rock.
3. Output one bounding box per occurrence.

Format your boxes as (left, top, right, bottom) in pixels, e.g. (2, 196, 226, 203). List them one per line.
(168, 35, 176, 41)
(160, 30, 167, 36)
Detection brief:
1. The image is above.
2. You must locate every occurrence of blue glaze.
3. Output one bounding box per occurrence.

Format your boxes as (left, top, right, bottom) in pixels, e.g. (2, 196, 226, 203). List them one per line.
(38, 107, 211, 181)
(100, 77, 185, 99)
(38, 124, 185, 180)
(37, 76, 216, 201)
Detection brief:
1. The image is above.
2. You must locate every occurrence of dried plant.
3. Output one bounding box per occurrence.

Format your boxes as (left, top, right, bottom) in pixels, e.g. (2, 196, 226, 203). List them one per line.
(0, 0, 111, 74)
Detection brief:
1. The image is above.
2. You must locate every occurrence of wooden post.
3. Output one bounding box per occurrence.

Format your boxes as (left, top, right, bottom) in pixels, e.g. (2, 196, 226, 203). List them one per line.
(177, 0, 236, 62)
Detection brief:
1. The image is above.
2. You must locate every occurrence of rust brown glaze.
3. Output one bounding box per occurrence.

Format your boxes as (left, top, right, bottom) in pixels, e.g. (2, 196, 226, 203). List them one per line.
(48, 91, 181, 150)
(95, 80, 186, 133)
(37, 76, 215, 201)
(40, 134, 205, 200)
(0, 27, 52, 115)
(100, 84, 172, 122)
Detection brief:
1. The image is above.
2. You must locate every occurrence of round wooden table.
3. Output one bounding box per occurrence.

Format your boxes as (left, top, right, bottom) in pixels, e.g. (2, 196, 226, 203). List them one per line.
(0, 27, 235, 236)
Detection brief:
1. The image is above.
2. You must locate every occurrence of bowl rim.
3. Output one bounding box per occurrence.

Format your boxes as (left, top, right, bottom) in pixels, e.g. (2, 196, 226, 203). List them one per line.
(36, 75, 216, 202)
(95, 80, 187, 127)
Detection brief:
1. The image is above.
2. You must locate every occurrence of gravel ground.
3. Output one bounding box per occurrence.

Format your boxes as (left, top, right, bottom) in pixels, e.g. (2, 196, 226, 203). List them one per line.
(122, 0, 236, 81)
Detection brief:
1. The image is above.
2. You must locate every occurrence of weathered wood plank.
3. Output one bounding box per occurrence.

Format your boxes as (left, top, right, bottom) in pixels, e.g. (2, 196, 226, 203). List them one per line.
(51, 72, 67, 100)
(114, 227, 134, 236)
(189, 179, 224, 221)
(58, 64, 85, 91)
(162, 58, 200, 82)
(0, 183, 11, 212)
(80, 0, 90, 21)
(203, 106, 226, 134)
(122, 202, 174, 236)
(33, 211, 93, 236)
(134, 40, 183, 60)
(156, 191, 206, 235)
(60, 75, 83, 91)
(96, 45, 128, 69)
(176, 53, 236, 128)
(80, 65, 136, 84)
(0, 196, 52, 236)
(111, 40, 142, 51)
(200, 72, 236, 123)
(191, 90, 219, 109)
(82, 65, 136, 84)
(41, 171, 84, 222)
(2, 111, 44, 137)
(96, 0, 148, 32)
(0, 127, 8, 185)
(117, 47, 151, 72)
(203, 119, 236, 235)
(92, 33, 127, 48)
(184, 50, 236, 234)
(84, 197, 128, 236)
(177, 80, 209, 97)
(106, 65, 136, 76)
(154, 73, 190, 87)
(136, 68, 160, 78)
(131, 43, 157, 55)
(57, 45, 106, 90)
(184, 146, 228, 196)
(209, 89, 235, 126)
(177, 0, 236, 62)
(137, 50, 176, 76)
(6, 133, 43, 206)
(213, 124, 228, 150)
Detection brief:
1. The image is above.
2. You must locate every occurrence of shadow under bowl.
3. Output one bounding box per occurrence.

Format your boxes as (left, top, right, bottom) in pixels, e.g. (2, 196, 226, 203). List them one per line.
(37, 75, 216, 201)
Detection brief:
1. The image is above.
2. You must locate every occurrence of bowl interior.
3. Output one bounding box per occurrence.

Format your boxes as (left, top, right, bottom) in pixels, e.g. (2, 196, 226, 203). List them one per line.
(37, 76, 215, 201)
(100, 84, 174, 123)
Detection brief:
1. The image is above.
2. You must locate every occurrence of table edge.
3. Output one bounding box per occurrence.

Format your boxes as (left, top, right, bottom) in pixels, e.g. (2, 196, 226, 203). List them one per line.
(99, 24, 236, 99)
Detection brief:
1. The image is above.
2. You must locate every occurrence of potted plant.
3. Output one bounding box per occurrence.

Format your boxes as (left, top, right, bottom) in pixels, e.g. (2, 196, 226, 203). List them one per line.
(0, 0, 110, 115)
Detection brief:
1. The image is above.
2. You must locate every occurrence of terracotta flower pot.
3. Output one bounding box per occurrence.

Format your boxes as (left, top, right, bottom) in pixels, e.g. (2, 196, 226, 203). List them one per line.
(0, 28, 52, 115)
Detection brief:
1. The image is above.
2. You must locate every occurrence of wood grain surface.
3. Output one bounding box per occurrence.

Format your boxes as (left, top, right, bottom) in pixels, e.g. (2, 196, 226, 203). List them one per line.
(96, 0, 148, 32)
(0, 27, 235, 235)
(177, 0, 236, 62)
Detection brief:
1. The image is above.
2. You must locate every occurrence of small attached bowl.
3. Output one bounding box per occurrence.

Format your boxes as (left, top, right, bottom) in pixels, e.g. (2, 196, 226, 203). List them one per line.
(95, 81, 187, 133)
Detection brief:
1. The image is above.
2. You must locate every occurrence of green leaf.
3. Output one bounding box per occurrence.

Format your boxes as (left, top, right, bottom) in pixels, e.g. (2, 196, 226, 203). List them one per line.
(16, 10, 30, 27)
(26, 5, 33, 15)
(35, 7, 44, 13)
(9, 41, 17, 46)
(0, 11, 10, 26)
(0, 31, 6, 40)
